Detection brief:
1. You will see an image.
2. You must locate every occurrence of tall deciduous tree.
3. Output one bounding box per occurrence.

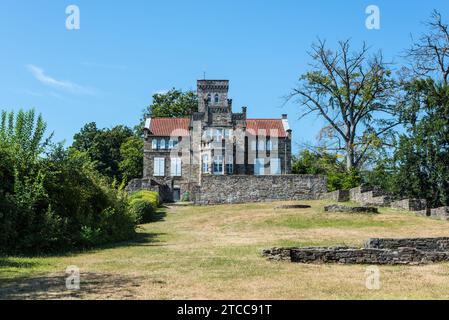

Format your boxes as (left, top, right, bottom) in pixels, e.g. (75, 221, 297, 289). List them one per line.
(406, 10, 449, 85)
(119, 136, 144, 183)
(289, 39, 399, 171)
(71, 123, 134, 182)
(142, 88, 197, 119)
(393, 79, 449, 207)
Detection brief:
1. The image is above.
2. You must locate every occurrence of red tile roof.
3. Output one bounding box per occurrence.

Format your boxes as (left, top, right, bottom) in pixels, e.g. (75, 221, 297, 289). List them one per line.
(246, 119, 287, 137)
(148, 118, 190, 136)
(147, 117, 288, 137)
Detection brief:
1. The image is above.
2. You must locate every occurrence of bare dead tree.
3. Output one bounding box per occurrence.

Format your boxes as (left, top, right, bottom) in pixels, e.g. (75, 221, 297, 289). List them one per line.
(407, 10, 449, 84)
(288, 39, 399, 171)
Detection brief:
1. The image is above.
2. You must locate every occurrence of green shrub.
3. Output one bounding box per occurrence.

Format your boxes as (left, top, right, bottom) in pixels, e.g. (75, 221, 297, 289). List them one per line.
(128, 190, 159, 224)
(181, 192, 190, 202)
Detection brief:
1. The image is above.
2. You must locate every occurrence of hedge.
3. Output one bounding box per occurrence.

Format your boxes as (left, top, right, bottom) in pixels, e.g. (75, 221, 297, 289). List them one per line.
(128, 190, 159, 224)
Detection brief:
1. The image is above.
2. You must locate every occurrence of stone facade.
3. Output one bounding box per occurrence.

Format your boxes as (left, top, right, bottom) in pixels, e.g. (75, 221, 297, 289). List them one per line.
(194, 175, 327, 205)
(137, 79, 299, 203)
(263, 237, 449, 265)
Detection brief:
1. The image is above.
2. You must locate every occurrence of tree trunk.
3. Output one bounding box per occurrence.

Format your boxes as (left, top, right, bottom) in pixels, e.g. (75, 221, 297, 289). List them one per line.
(346, 143, 354, 171)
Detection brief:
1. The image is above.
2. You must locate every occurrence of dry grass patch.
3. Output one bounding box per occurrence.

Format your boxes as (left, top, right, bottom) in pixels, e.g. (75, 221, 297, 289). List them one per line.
(2, 200, 449, 299)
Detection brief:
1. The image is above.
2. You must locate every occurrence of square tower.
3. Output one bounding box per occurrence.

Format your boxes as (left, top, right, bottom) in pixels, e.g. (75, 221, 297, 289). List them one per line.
(197, 80, 230, 112)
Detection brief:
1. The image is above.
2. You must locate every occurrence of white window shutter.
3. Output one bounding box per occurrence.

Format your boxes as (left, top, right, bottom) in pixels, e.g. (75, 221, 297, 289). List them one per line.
(270, 158, 281, 175)
(154, 158, 165, 176)
(177, 158, 181, 176)
(254, 158, 264, 176)
(258, 140, 265, 151)
(171, 158, 181, 176)
(160, 158, 165, 176)
(251, 140, 257, 151)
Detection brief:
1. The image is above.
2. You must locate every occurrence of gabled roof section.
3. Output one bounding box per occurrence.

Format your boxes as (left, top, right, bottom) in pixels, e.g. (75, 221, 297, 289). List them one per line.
(246, 119, 288, 137)
(145, 117, 190, 137)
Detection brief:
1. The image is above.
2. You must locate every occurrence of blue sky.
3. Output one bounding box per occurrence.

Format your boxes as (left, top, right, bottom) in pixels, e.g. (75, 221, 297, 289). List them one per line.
(1, 0, 448, 152)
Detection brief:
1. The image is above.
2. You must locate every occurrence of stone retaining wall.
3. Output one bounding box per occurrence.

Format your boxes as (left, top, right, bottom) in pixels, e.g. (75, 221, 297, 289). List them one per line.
(430, 207, 449, 221)
(289, 247, 449, 265)
(349, 186, 372, 203)
(390, 199, 427, 212)
(365, 237, 449, 251)
(263, 237, 449, 265)
(348, 186, 393, 206)
(323, 185, 441, 220)
(321, 190, 349, 202)
(195, 175, 327, 205)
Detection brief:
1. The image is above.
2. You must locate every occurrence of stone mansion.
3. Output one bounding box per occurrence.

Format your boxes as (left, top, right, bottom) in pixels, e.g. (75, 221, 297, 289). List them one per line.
(135, 79, 295, 202)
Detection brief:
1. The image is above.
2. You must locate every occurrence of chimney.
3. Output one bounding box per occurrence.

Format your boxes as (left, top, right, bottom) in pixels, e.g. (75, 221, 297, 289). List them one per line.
(282, 114, 288, 119)
(242, 106, 247, 114)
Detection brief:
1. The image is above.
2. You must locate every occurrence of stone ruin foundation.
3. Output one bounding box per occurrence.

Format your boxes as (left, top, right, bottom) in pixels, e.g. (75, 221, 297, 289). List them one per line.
(324, 204, 378, 214)
(274, 204, 312, 209)
(262, 237, 449, 265)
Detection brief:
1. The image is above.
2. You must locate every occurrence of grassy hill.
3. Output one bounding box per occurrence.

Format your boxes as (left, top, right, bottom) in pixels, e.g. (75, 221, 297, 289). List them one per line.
(2, 200, 449, 299)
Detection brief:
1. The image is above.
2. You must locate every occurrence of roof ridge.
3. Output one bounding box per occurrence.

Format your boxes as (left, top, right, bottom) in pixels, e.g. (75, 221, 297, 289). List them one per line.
(247, 118, 283, 120)
(150, 117, 190, 119)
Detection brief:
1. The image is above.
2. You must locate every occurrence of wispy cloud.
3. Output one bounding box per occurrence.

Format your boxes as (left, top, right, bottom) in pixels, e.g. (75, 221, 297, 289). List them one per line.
(26, 64, 96, 95)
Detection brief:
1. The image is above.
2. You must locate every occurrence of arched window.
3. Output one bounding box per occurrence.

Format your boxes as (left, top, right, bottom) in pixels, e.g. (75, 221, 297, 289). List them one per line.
(207, 94, 211, 103)
(214, 94, 219, 104)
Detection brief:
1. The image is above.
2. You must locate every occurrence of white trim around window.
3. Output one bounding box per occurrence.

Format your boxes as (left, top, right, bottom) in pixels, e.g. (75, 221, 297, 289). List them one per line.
(270, 158, 281, 175)
(202, 154, 209, 173)
(154, 157, 165, 176)
(170, 158, 182, 177)
(254, 158, 265, 176)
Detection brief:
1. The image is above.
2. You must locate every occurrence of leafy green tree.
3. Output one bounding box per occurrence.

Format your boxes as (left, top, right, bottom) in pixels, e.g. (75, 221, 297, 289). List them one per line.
(141, 88, 197, 123)
(292, 149, 360, 191)
(0, 109, 137, 254)
(119, 135, 143, 182)
(391, 79, 449, 207)
(71, 123, 134, 182)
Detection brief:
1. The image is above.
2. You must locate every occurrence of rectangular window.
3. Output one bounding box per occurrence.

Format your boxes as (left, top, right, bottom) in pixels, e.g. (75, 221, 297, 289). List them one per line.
(226, 155, 233, 174)
(258, 139, 265, 151)
(266, 140, 272, 151)
(202, 154, 209, 173)
(251, 140, 257, 151)
(152, 139, 157, 149)
(213, 155, 223, 175)
(254, 158, 265, 176)
(170, 158, 182, 176)
(215, 129, 223, 141)
(224, 129, 231, 139)
(154, 157, 165, 176)
(270, 158, 281, 175)
(156, 139, 161, 149)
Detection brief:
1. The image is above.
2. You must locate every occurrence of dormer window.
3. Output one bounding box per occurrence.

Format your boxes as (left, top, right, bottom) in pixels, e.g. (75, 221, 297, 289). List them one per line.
(214, 94, 219, 104)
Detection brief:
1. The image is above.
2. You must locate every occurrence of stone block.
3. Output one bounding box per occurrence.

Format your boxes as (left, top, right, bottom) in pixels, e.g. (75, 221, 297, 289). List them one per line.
(391, 199, 427, 211)
(430, 207, 449, 221)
